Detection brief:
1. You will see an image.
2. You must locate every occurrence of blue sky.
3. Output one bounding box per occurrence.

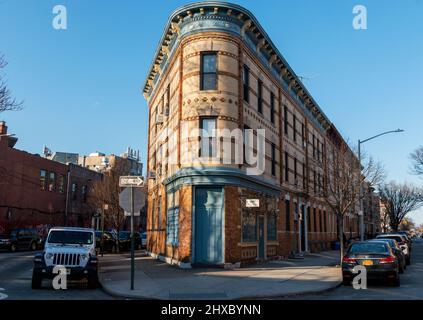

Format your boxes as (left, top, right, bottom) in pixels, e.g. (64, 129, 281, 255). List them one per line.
(1, 0, 422, 224)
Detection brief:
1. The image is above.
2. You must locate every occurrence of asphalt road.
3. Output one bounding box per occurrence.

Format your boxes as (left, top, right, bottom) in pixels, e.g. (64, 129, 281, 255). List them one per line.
(288, 238, 423, 300)
(0, 250, 116, 300)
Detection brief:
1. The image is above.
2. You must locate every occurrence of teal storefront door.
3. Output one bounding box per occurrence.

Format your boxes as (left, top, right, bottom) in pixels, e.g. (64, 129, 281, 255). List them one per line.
(258, 216, 265, 259)
(194, 187, 224, 264)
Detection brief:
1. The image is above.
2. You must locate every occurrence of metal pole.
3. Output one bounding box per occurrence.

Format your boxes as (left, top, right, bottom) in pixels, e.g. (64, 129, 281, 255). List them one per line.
(101, 207, 105, 257)
(358, 140, 364, 241)
(130, 186, 135, 290)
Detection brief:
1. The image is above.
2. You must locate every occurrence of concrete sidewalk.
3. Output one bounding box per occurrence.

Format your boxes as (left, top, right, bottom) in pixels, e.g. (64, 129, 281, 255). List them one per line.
(98, 251, 342, 300)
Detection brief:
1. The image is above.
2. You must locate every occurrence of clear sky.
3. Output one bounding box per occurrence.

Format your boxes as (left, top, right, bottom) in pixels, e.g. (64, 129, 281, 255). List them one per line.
(1, 1, 422, 224)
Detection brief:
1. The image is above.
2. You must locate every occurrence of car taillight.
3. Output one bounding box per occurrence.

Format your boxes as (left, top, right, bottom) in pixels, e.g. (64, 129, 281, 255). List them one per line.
(379, 256, 396, 264)
(342, 256, 356, 263)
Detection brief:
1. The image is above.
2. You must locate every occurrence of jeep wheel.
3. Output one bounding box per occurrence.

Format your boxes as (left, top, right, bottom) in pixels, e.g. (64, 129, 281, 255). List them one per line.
(31, 270, 43, 289)
(87, 273, 99, 289)
(30, 241, 37, 251)
(406, 256, 411, 265)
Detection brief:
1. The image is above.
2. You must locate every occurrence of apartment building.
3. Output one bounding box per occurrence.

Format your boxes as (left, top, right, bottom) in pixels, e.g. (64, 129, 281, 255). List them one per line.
(0, 122, 102, 234)
(143, 2, 360, 266)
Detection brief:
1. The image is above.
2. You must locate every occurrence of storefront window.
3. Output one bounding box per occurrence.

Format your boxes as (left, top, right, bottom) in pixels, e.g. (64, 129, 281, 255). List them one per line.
(166, 190, 179, 246)
(242, 210, 257, 242)
(267, 211, 277, 241)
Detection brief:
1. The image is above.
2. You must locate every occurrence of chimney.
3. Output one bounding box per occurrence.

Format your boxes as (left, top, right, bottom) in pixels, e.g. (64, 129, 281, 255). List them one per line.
(0, 121, 7, 135)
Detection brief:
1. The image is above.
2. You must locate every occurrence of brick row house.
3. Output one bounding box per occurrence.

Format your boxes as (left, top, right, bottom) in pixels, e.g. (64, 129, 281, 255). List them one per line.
(143, 2, 368, 267)
(0, 121, 102, 234)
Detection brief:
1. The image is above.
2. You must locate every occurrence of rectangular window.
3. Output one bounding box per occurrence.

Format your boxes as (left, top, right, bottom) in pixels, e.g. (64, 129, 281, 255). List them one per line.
(166, 190, 180, 246)
(324, 210, 327, 232)
(157, 196, 162, 229)
(82, 185, 87, 203)
(319, 210, 323, 232)
(40, 170, 47, 191)
(302, 163, 306, 189)
(307, 207, 311, 232)
(312, 135, 316, 158)
(267, 211, 277, 241)
(200, 53, 217, 90)
(151, 200, 156, 231)
(242, 211, 257, 242)
(243, 65, 249, 103)
(285, 200, 291, 231)
(48, 172, 56, 192)
(200, 117, 217, 157)
(271, 143, 276, 176)
(293, 115, 297, 142)
(313, 170, 317, 193)
(294, 158, 298, 181)
(270, 92, 275, 124)
(58, 174, 66, 194)
(301, 123, 305, 146)
(257, 80, 263, 114)
(314, 208, 317, 232)
(71, 183, 77, 200)
(284, 106, 288, 135)
(284, 152, 289, 182)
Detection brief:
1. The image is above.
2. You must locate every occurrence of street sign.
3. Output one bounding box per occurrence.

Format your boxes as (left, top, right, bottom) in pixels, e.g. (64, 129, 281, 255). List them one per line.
(119, 176, 144, 188)
(246, 199, 260, 208)
(119, 188, 146, 213)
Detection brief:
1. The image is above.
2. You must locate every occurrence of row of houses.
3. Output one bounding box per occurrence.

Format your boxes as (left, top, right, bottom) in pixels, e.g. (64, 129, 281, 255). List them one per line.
(0, 121, 145, 235)
(142, 2, 382, 267)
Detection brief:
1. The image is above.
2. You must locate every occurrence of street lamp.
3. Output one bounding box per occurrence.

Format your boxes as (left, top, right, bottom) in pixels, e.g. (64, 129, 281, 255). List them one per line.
(358, 129, 404, 241)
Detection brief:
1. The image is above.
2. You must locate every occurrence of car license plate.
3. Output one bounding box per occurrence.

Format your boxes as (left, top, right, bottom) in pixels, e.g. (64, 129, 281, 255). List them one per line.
(362, 260, 373, 266)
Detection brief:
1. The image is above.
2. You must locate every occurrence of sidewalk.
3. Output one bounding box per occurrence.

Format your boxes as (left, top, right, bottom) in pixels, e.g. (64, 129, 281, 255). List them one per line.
(98, 250, 342, 300)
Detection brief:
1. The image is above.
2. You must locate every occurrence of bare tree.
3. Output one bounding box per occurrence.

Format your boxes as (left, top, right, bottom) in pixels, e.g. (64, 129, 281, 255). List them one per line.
(89, 162, 128, 252)
(378, 181, 423, 231)
(323, 133, 385, 264)
(410, 146, 423, 176)
(0, 54, 23, 113)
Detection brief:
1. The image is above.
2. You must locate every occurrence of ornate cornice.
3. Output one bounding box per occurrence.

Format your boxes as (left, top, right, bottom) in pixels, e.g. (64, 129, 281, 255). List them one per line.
(142, 1, 333, 132)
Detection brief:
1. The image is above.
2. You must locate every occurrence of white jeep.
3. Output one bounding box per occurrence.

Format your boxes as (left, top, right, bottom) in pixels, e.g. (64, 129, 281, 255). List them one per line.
(32, 227, 99, 289)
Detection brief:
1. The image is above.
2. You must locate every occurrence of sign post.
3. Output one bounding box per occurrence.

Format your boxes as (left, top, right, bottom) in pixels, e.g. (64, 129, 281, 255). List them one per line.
(119, 176, 145, 291)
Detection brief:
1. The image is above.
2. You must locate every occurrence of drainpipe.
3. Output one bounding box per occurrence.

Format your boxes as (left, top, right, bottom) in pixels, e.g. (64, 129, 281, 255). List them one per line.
(64, 170, 71, 226)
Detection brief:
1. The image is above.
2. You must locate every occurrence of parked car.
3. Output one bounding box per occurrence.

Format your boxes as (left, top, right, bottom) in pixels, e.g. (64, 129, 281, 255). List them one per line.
(95, 231, 118, 253)
(32, 227, 98, 289)
(389, 232, 412, 252)
(140, 232, 147, 248)
(0, 229, 41, 252)
(376, 234, 410, 265)
(368, 239, 406, 273)
(118, 231, 142, 250)
(342, 241, 400, 287)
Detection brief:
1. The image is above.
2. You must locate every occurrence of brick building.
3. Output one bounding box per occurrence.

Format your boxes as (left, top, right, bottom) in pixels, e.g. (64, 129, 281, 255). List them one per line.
(143, 2, 361, 267)
(0, 122, 102, 234)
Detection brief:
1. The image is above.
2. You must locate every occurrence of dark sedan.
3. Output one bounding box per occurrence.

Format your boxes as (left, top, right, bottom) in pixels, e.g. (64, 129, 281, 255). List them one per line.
(342, 242, 400, 287)
(368, 239, 406, 273)
(119, 231, 142, 251)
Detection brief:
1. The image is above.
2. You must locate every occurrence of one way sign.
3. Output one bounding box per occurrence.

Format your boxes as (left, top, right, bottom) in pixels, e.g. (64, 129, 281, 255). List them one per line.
(119, 176, 144, 188)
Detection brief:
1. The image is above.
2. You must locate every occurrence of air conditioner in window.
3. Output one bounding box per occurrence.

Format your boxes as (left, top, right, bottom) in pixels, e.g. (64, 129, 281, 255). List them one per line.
(155, 114, 164, 124)
(294, 179, 299, 187)
(164, 107, 170, 117)
(147, 171, 156, 180)
(303, 141, 307, 149)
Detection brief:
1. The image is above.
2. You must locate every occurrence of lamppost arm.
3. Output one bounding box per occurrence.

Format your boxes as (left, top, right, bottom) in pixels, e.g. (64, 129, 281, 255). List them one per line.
(359, 129, 404, 145)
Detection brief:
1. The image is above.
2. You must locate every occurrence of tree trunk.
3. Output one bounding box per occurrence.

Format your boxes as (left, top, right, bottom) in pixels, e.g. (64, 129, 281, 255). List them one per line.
(337, 214, 344, 265)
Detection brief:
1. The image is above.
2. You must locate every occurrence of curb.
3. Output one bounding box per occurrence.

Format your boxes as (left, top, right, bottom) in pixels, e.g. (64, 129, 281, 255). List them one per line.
(99, 253, 343, 300)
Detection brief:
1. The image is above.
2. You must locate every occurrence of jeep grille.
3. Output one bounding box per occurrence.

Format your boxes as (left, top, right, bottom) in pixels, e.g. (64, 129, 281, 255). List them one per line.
(53, 253, 81, 266)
